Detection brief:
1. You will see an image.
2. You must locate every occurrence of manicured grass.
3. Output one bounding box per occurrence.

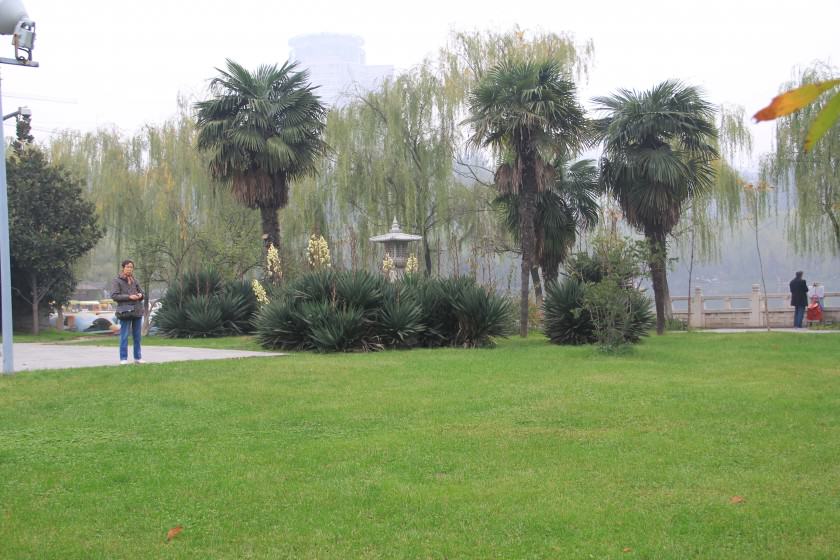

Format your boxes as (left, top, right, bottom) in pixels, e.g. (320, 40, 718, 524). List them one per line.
(0, 333, 838, 558)
(13, 328, 99, 343)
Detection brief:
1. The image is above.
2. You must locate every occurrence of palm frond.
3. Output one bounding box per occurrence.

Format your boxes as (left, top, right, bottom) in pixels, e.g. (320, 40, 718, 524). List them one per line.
(195, 59, 327, 208)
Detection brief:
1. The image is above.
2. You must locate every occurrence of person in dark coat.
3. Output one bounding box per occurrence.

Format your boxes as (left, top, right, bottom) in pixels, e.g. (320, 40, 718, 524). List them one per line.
(110, 259, 145, 364)
(789, 270, 809, 328)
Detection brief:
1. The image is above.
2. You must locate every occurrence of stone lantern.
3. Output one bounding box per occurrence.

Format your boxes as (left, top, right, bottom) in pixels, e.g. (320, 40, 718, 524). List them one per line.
(370, 218, 422, 280)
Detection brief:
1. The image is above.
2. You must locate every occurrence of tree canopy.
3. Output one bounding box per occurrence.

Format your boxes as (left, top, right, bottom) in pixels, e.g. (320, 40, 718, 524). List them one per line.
(7, 125, 104, 333)
(763, 62, 840, 254)
(195, 59, 328, 253)
(467, 58, 589, 336)
(594, 80, 718, 334)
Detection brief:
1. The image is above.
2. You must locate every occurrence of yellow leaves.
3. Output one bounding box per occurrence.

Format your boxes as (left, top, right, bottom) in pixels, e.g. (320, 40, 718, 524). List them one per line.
(754, 79, 840, 152)
(753, 80, 840, 122)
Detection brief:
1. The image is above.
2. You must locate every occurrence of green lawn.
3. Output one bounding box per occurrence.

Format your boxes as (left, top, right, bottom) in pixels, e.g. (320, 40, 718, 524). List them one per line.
(1, 333, 838, 559)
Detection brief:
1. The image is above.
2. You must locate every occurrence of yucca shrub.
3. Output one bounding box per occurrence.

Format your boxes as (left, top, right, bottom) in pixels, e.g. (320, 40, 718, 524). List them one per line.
(308, 305, 375, 352)
(254, 271, 512, 352)
(154, 270, 258, 338)
(543, 279, 594, 345)
(377, 294, 425, 348)
(403, 275, 512, 348)
(223, 280, 261, 332)
(254, 270, 386, 352)
(401, 275, 453, 347)
(450, 282, 514, 347)
(252, 297, 312, 351)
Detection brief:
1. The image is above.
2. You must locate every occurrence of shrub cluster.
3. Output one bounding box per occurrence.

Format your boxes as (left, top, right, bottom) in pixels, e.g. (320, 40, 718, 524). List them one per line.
(153, 270, 259, 338)
(254, 270, 513, 352)
(543, 236, 654, 349)
(544, 277, 653, 347)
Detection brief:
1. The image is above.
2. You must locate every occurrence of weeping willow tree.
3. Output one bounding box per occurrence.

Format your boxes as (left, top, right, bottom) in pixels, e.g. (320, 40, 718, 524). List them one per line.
(763, 62, 840, 255)
(306, 28, 595, 280)
(447, 28, 595, 293)
(667, 104, 775, 328)
(326, 63, 467, 274)
(437, 26, 593, 104)
(48, 100, 262, 301)
(676, 106, 757, 263)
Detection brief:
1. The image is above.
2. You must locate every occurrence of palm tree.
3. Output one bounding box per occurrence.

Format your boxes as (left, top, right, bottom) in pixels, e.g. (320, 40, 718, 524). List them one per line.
(195, 59, 327, 254)
(466, 59, 589, 336)
(495, 158, 599, 303)
(593, 80, 718, 335)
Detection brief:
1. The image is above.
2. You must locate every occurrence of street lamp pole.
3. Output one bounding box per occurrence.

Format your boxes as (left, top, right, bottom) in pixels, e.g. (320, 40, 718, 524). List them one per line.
(0, 0, 37, 374)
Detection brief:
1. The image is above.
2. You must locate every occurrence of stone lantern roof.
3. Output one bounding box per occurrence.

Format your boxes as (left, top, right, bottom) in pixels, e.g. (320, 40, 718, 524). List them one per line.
(369, 218, 422, 243)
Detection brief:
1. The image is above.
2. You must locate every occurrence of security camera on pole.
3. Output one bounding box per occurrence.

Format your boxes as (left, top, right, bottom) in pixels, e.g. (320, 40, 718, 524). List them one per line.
(0, 0, 37, 374)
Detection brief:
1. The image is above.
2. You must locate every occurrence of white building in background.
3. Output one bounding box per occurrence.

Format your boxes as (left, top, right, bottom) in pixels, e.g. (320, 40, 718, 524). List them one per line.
(288, 33, 393, 107)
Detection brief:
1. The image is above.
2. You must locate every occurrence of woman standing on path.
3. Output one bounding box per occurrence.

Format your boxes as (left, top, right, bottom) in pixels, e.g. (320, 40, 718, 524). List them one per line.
(789, 270, 809, 328)
(110, 259, 145, 365)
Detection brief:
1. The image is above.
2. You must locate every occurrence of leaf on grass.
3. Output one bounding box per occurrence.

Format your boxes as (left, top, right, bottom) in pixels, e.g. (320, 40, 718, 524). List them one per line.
(804, 91, 840, 151)
(166, 525, 183, 542)
(623, 547, 633, 553)
(753, 79, 840, 122)
(729, 495, 745, 505)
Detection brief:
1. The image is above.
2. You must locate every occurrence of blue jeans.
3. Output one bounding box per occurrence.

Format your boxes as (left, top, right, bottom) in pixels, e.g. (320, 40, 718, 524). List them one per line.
(793, 305, 806, 328)
(119, 316, 143, 360)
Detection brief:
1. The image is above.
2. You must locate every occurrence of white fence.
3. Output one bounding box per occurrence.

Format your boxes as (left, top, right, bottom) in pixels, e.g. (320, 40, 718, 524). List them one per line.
(670, 285, 838, 328)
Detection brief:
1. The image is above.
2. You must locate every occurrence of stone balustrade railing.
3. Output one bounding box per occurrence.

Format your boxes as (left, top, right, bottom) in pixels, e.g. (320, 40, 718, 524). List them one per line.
(670, 285, 838, 328)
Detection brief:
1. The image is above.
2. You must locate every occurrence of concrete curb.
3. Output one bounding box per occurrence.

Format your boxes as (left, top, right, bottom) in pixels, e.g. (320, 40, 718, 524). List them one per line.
(5, 343, 284, 372)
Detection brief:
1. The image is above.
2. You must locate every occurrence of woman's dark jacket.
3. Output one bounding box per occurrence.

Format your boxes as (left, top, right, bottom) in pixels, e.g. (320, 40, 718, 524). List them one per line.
(110, 275, 144, 317)
(789, 278, 809, 307)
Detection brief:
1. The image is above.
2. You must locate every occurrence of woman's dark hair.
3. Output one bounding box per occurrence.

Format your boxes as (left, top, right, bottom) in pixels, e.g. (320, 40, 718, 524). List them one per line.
(121, 259, 135, 268)
(796, 270, 804, 279)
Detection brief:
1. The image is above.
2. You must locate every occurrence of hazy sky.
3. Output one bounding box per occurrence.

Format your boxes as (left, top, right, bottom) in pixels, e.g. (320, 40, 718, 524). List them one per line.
(4, 0, 839, 166)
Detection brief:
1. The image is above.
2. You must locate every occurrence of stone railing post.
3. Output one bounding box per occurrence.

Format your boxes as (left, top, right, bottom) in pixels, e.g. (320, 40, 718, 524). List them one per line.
(749, 284, 762, 327)
(690, 287, 704, 328)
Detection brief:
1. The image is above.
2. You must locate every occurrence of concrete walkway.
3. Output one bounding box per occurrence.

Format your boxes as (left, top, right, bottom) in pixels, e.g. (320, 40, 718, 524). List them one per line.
(5, 343, 283, 372)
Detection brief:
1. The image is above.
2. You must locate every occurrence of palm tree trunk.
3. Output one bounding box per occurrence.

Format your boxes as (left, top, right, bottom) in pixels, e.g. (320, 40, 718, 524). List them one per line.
(519, 188, 536, 337)
(259, 206, 280, 254)
(532, 228, 544, 306)
(662, 275, 673, 321)
(30, 274, 39, 335)
(530, 267, 543, 308)
(423, 237, 432, 277)
(647, 230, 668, 335)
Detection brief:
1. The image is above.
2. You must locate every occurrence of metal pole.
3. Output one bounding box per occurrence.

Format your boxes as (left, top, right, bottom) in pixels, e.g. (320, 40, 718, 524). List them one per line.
(0, 70, 13, 374)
